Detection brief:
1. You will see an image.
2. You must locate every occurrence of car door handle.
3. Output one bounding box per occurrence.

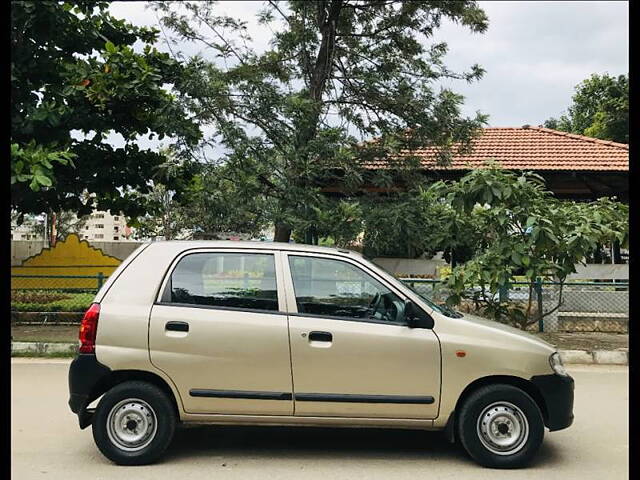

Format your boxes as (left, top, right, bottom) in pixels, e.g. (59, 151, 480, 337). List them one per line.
(308, 331, 332, 342)
(165, 321, 189, 332)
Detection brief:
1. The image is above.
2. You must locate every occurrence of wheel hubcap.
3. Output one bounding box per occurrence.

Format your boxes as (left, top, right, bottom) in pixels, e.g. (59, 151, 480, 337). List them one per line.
(106, 398, 158, 452)
(476, 401, 529, 455)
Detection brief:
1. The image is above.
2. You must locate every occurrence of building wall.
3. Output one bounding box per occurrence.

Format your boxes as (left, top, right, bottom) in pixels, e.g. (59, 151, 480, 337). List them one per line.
(11, 235, 123, 289)
(372, 257, 446, 277)
(371, 257, 629, 281)
(11, 240, 143, 266)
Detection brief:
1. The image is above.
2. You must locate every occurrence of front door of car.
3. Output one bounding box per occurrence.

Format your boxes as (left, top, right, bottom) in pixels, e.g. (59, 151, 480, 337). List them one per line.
(283, 253, 441, 419)
(149, 249, 294, 415)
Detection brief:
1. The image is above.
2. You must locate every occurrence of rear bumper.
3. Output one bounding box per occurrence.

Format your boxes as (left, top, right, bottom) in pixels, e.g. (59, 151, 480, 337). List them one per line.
(68, 353, 111, 429)
(531, 373, 575, 431)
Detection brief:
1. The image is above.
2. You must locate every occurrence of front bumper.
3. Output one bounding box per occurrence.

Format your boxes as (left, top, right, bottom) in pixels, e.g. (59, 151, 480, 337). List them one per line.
(68, 353, 111, 429)
(531, 373, 575, 431)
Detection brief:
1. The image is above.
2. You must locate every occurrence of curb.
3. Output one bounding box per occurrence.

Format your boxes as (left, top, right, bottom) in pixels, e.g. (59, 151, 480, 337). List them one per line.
(10, 342, 628, 365)
(11, 341, 77, 355)
(559, 349, 628, 365)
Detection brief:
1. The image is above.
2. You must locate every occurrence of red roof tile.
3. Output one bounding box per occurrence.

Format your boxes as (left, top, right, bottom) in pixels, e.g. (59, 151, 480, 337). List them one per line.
(367, 126, 628, 171)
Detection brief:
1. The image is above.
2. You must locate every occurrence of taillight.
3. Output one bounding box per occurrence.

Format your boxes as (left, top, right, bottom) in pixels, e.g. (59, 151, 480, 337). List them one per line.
(79, 303, 100, 354)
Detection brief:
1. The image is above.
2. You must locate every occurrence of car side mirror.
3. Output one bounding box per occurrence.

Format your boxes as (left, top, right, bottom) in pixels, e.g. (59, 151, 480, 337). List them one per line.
(405, 300, 434, 329)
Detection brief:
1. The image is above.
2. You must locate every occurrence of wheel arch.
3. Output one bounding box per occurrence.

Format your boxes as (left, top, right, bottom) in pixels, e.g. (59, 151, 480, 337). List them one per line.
(444, 375, 548, 443)
(90, 369, 182, 419)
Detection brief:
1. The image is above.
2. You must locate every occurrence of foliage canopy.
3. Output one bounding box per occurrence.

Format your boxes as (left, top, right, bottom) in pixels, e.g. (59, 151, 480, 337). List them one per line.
(440, 166, 628, 329)
(544, 73, 628, 144)
(155, 0, 489, 241)
(11, 1, 201, 218)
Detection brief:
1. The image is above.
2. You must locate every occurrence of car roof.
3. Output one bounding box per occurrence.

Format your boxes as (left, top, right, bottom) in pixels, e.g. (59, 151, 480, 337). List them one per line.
(152, 240, 362, 257)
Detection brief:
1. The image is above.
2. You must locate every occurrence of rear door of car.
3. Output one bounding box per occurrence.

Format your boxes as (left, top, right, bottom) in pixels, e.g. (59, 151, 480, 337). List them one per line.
(149, 248, 294, 415)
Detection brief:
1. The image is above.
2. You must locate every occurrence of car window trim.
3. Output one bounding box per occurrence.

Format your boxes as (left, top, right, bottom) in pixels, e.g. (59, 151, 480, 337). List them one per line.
(285, 252, 408, 301)
(288, 311, 408, 327)
(155, 248, 286, 311)
(154, 301, 287, 316)
(283, 252, 412, 326)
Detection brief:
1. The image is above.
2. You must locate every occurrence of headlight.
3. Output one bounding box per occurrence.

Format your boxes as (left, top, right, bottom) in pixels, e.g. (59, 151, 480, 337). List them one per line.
(549, 352, 568, 376)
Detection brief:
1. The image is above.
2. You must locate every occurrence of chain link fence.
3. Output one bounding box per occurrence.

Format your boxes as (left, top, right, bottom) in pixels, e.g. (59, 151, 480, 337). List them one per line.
(400, 279, 628, 333)
(11, 274, 107, 324)
(11, 274, 628, 333)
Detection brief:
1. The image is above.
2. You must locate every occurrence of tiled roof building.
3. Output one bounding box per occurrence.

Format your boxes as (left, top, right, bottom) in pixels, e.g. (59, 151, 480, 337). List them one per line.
(397, 126, 628, 171)
(358, 126, 628, 200)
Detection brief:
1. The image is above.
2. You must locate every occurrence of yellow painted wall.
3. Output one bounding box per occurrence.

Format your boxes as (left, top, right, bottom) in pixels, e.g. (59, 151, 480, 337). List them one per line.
(11, 234, 122, 290)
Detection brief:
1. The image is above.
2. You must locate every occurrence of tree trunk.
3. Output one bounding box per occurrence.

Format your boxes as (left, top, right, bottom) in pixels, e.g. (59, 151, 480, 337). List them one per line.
(592, 243, 603, 263)
(612, 240, 622, 264)
(50, 212, 57, 246)
(274, 224, 292, 243)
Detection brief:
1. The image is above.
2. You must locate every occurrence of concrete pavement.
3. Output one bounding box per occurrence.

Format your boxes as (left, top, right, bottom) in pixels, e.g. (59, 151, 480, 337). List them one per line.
(11, 360, 628, 479)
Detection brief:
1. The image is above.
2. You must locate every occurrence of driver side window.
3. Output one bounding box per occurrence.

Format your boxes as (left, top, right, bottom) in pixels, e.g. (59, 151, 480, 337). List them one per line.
(288, 255, 405, 324)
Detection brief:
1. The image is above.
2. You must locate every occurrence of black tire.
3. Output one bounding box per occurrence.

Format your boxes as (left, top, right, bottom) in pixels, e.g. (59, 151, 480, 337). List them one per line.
(457, 384, 544, 468)
(92, 381, 176, 465)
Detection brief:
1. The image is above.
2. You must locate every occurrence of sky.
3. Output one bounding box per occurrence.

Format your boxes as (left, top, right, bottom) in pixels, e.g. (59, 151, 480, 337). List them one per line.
(107, 0, 629, 149)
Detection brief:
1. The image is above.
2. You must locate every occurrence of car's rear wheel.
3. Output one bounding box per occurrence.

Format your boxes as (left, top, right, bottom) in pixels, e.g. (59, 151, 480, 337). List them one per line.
(92, 381, 176, 465)
(457, 384, 544, 468)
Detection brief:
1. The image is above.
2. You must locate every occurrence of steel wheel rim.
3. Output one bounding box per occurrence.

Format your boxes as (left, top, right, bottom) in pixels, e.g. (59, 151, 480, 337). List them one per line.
(106, 398, 158, 452)
(476, 401, 529, 456)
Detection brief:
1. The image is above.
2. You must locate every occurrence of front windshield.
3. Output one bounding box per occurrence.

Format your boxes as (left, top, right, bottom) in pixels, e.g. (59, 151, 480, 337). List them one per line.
(363, 255, 459, 317)
(403, 281, 464, 318)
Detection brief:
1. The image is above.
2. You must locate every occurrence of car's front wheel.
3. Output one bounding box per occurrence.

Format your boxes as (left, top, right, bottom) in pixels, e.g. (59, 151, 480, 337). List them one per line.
(457, 384, 545, 468)
(92, 381, 176, 465)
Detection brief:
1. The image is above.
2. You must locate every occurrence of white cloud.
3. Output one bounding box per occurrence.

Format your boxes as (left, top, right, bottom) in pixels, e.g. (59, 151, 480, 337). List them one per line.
(433, 1, 628, 125)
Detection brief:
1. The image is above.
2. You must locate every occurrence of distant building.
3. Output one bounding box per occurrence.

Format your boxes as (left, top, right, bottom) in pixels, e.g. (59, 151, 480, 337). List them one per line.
(80, 211, 134, 242)
(10, 217, 44, 241)
(11, 210, 136, 243)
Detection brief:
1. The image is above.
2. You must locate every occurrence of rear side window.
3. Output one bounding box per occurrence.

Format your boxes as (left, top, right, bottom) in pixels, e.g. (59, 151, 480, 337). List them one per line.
(166, 252, 279, 312)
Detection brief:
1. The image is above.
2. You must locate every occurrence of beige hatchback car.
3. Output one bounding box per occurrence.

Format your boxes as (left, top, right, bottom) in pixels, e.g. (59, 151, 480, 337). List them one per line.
(69, 241, 574, 468)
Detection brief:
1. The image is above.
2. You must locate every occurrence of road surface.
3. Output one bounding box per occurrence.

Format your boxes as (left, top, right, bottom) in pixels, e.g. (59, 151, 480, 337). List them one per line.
(11, 360, 628, 479)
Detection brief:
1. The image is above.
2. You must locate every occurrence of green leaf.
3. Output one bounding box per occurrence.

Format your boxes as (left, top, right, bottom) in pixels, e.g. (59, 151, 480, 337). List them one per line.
(35, 174, 53, 187)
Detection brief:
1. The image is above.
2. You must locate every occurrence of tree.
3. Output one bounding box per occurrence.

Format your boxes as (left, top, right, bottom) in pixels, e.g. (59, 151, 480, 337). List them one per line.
(360, 187, 483, 263)
(11, 1, 201, 219)
(129, 184, 190, 241)
(10, 209, 89, 243)
(35, 211, 90, 244)
(155, 0, 489, 243)
(130, 159, 270, 240)
(544, 73, 628, 143)
(440, 167, 628, 329)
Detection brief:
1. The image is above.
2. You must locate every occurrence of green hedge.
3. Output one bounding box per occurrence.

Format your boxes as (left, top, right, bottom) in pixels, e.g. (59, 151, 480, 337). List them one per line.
(11, 291, 95, 312)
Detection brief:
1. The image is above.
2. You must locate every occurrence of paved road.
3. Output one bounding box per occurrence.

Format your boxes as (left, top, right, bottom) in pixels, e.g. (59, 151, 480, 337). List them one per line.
(11, 360, 628, 479)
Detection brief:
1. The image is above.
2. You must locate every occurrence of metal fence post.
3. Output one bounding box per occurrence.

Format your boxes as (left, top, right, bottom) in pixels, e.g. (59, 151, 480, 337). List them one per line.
(97, 272, 104, 290)
(535, 278, 544, 332)
(499, 285, 509, 303)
